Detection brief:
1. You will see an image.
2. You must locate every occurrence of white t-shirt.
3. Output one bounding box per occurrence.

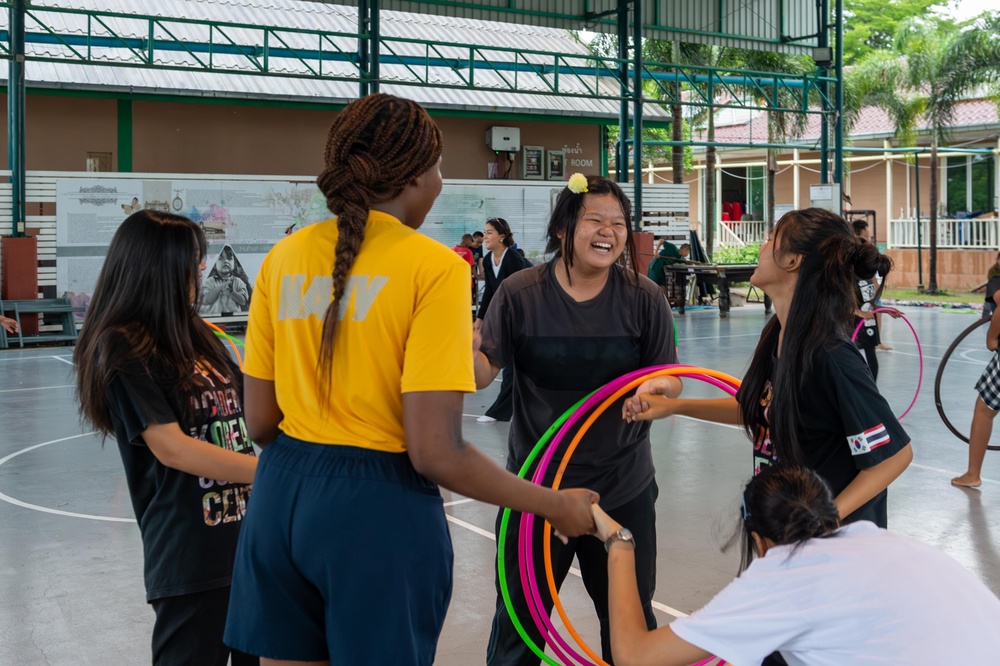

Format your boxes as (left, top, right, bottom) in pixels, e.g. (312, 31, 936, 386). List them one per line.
(670, 522, 1000, 666)
(490, 248, 508, 278)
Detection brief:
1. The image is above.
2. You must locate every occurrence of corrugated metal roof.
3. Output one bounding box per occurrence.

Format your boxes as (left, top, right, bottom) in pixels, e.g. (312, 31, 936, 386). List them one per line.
(4, 0, 672, 119)
(329, 0, 821, 53)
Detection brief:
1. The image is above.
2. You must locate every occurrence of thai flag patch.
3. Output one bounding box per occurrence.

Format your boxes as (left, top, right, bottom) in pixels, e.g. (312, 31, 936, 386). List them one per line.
(847, 424, 891, 455)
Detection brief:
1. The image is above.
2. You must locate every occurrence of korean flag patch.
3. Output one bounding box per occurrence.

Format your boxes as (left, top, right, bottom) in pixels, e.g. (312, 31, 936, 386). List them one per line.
(847, 424, 891, 456)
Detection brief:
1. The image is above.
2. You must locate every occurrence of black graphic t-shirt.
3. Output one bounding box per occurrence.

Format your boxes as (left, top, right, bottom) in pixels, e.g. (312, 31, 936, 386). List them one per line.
(106, 353, 255, 601)
(737, 340, 908, 527)
(480, 261, 675, 509)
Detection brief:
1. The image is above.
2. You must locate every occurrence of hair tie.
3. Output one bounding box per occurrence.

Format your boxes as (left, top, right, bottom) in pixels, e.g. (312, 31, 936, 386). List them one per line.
(567, 173, 589, 194)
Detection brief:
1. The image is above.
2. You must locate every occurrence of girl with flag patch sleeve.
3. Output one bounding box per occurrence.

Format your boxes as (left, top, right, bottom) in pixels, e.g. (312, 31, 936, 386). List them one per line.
(624, 208, 911, 528)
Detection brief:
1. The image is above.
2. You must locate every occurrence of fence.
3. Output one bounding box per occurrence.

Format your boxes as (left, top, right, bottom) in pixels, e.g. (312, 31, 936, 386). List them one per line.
(889, 217, 1000, 249)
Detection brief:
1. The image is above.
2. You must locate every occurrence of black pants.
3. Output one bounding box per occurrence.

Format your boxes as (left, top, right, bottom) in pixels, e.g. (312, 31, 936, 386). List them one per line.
(151, 586, 258, 666)
(486, 481, 658, 666)
(861, 344, 879, 381)
(485, 365, 515, 421)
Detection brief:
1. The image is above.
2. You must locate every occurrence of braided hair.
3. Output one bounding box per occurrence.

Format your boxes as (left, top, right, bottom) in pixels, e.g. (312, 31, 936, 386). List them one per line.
(315, 93, 443, 394)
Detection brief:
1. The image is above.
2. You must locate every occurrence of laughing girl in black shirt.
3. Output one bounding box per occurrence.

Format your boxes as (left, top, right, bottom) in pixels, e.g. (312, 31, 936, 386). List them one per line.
(624, 207, 912, 528)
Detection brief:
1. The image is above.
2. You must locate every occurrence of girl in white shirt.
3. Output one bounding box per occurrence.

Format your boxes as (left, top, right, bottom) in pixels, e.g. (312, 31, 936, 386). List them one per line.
(593, 465, 1000, 666)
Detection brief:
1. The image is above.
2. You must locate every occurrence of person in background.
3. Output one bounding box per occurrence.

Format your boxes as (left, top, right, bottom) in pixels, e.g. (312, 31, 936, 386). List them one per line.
(474, 216, 532, 423)
(952, 283, 1000, 489)
(452, 233, 480, 309)
(0, 314, 17, 334)
(593, 465, 1000, 666)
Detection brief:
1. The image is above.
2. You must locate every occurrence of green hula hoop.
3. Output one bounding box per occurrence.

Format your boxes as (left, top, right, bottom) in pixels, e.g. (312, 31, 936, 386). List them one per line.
(497, 392, 594, 666)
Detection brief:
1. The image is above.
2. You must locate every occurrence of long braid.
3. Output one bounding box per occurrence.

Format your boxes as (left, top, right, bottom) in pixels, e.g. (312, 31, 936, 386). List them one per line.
(315, 94, 443, 396)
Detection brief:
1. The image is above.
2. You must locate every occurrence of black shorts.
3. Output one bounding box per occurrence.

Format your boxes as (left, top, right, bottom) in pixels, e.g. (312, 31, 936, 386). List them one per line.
(224, 435, 454, 664)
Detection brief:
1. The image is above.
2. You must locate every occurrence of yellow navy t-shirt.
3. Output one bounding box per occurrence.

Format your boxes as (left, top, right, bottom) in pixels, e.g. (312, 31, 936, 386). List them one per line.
(244, 210, 475, 452)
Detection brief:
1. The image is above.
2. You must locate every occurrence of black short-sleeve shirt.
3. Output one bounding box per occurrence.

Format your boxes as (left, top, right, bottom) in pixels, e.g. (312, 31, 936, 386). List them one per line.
(106, 353, 256, 601)
(479, 261, 676, 509)
(738, 339, 909, 526)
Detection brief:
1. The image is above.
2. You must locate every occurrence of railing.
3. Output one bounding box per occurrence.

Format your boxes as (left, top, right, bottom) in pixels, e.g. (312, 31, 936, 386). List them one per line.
(0, 4, 835, 111)
(719, 220, 766, 246)
(889, 217, 1000, 249)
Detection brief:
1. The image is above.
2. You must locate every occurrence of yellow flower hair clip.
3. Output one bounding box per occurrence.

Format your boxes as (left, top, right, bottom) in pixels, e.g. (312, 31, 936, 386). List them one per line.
(567, 173, 589, 194)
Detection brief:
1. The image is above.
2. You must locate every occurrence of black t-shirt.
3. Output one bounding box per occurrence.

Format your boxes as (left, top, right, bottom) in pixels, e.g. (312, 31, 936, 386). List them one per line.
(480, 261, 675, 509)
(106, 353, 256, 601)
(737, 340, 908, 526)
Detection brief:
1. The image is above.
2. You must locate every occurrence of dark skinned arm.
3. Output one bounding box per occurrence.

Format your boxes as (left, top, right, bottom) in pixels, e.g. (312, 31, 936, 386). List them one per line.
(403, 391, 597, 538)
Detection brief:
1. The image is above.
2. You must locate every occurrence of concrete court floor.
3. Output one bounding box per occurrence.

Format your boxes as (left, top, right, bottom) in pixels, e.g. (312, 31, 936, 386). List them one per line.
(0, 303, 998, 665)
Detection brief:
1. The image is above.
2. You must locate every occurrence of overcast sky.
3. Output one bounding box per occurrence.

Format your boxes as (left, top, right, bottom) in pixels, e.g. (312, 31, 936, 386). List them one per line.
(944, 0, 995, 21)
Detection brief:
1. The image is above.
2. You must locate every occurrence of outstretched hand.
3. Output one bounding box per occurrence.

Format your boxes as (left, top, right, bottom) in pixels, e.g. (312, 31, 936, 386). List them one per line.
(885, 308, 903, 319)
(549, 488, 600, 544)
(622, 377, 682, 423)
(590, 503, 623, 542)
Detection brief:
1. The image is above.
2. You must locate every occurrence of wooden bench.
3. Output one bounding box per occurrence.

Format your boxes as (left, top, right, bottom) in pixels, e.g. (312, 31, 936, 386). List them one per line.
(0, 297, 85, 349)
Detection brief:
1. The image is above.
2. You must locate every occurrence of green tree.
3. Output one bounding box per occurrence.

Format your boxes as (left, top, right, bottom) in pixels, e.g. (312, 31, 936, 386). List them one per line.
(846, 13, 1000, 293)
(843, 0, 951, 64)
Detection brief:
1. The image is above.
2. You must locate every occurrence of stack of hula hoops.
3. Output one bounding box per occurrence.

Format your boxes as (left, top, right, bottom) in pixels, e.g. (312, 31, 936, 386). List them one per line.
(499, 363, 741, 666)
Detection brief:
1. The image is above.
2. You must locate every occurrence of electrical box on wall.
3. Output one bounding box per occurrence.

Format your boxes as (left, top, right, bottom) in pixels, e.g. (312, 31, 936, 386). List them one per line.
(809, 183, 842, 214)
(486, 126, 520, 152)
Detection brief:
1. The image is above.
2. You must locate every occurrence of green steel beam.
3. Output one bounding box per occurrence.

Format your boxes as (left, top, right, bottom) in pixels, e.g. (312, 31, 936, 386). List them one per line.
(0, 5, 834, 116)
(117, 98, 132, 172)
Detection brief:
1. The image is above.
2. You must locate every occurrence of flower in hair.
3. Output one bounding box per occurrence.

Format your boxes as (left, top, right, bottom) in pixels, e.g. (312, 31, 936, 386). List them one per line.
(567, 173, 589, 194)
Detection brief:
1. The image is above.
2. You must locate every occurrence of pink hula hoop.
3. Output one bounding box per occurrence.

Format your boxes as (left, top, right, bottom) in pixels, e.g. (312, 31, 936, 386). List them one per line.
(851, 308, 922, 420)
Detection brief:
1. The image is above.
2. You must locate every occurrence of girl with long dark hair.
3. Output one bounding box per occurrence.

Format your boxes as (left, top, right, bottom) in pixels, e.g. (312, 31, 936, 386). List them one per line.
(625, 208, 912, 527)
(222, 94, 596, 666)
(592, 465, 1000, 665)
(475, 174, 677, 665)
(74, 210, 258, 666)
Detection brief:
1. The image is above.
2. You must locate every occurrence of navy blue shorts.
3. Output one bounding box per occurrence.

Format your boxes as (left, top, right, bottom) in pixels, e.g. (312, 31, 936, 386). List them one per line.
(224, 434, 454, 664)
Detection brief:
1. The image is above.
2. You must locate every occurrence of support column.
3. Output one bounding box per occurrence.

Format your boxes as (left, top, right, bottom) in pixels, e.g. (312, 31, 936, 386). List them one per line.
(632, 0, 643, 229)
(818, 0, 830, 185)
(792, 148, 800, 209)
(370, 0, 380, 94)
(8, 0, 26, 236)
(833, 0, 844, 199)
(884, 139, 892, 248)
(617, 2, 629, 183)
(358, 0, 370, 97)
(117, 99, 133, 172)
(715, 154, 723, 248)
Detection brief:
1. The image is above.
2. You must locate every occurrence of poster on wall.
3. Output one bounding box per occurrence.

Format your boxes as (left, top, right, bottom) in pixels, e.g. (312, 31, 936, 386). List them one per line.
(418, 181, 562, 259)
(55, 178, 567, 315)
(55, 178, 330, 314)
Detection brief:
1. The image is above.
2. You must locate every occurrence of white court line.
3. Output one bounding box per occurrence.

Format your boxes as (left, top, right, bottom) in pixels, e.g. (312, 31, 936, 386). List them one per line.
(677, 333, 762, 342)
(0, 354, 73, 363)
(49, 355, 75, 366)
(0, 383, 74, 393)
(0, 432, 136, 523)
(445, 512, 688, 618)
(443, 498, 475, 507)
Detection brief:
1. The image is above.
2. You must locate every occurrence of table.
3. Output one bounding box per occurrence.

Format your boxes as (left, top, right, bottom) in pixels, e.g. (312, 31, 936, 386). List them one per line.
(662, 264, 763, 318)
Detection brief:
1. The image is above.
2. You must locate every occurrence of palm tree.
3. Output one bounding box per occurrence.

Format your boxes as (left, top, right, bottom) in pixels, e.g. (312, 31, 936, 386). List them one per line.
(847, 13, 1000, 293)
